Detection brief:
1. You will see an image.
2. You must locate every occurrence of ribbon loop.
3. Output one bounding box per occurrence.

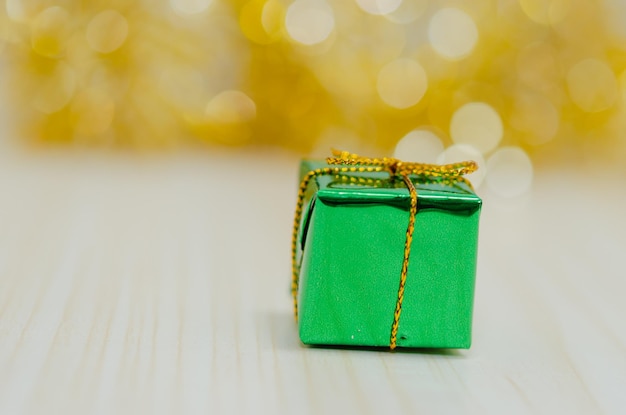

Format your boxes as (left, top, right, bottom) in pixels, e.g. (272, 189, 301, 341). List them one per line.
(291, 150, 478, 350)
(326, 148, 478, 179)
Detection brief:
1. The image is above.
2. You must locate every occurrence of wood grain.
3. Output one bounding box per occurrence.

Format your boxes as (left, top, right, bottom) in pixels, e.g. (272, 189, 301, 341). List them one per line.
(0, 149, 624, 414)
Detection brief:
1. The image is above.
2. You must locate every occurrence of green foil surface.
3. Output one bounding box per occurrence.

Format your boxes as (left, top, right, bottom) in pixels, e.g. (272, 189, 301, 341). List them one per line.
(296, 160, 482, 349)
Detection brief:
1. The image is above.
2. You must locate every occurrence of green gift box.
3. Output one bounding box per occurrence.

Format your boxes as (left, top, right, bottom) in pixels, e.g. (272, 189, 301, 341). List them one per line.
(291, 152, 482, 349)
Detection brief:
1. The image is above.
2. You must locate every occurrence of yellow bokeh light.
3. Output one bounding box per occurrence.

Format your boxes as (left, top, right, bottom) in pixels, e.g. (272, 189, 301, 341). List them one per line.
(486, 147, 533, 198)
(376, 58, 428, 109)
(510, 91, 559, 146)
(6, 0, 42, 22)
(205, 90, 257, 123)
(86, 10, 129, 54)
(240, 0, 283, 45)
(450, 102, 502, 154)
(393, 129, 443, 164)
(261, 0, 284, 39)
(70, 88, 115, 136)
(320, 15, 406, 71)
(32, 61, 76, 114)
(355, 0, 402, 16)
(31, 6, 71, 58)
(516, 41, 559, 93)
(384, 0, 429, 24)
(314, 56, 374, 101)
(158, 67, 210, 116)
(428, 8, 478, 61)
(170, 0, 213, 15)
(519, 0, 569, 26)
(567, 58, 618, 113)
(285, 0, 335, 46)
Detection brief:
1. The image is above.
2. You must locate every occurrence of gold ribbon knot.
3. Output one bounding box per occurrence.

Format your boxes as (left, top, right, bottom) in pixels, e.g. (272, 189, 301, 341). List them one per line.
(291, 149, 477, 350)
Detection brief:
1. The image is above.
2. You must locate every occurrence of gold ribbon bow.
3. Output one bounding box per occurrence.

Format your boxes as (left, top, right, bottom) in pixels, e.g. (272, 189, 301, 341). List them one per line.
(291, 149, 478, 350)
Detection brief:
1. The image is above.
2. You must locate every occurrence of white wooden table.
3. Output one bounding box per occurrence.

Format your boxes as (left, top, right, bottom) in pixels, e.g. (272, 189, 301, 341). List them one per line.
(0, 147, 624, 414)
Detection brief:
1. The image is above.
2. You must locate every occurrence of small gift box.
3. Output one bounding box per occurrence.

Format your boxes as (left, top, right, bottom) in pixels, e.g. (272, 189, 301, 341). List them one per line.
(291, 151, 482, 349)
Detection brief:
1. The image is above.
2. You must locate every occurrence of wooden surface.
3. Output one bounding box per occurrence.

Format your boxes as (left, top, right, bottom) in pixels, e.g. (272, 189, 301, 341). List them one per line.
(0, 148, 624, 414)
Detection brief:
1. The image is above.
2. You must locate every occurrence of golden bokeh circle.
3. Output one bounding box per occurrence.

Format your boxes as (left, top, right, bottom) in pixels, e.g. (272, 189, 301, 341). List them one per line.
(86, 10, 129, 54)
(450, 102, 503, 154)
(486, 147, 533, 198)
(376, 58, 428, 109)
(566, 58, 618, 113)
(285, 0, 335, 46)
(428, 8, 478, 60)
(31, 6, 71, 58)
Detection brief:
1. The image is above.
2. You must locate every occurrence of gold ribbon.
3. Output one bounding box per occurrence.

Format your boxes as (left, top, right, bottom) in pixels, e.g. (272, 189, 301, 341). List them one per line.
(291, 149, 478, 350)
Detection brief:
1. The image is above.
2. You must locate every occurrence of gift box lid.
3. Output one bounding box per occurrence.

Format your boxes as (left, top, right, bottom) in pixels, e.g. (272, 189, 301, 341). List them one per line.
(300, 159, 482, 214)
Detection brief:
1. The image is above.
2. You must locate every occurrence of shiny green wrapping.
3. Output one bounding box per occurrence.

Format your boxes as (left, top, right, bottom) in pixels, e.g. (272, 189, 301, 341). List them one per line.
(296, 160, 482, 348)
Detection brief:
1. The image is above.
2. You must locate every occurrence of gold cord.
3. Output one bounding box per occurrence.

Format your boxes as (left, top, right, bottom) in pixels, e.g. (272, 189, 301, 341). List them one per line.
(389, 174, 417, 350)
(291, 150, 477, 349)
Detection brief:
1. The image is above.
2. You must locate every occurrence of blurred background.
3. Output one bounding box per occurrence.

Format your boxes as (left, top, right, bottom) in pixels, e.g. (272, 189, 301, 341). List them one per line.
(1, 0, 626, 196)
